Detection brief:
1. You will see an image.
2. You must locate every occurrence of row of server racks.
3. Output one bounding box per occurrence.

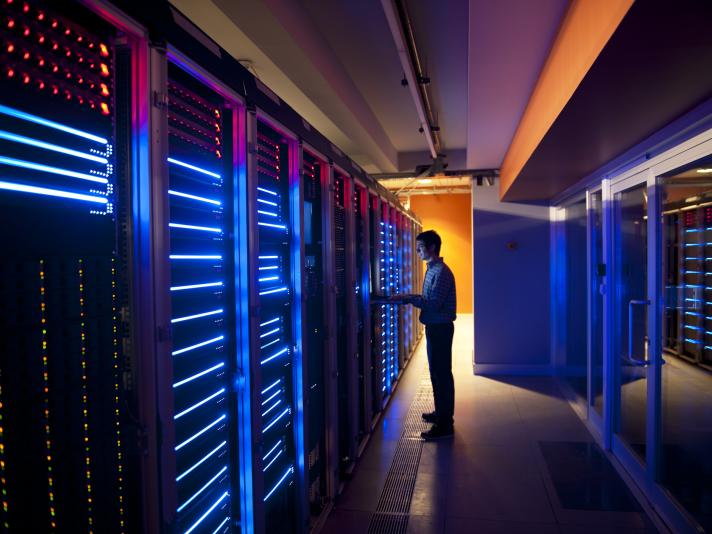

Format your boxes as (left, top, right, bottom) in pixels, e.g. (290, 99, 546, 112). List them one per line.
(0, 1, 424, 533)
(665, 203, 712, 371)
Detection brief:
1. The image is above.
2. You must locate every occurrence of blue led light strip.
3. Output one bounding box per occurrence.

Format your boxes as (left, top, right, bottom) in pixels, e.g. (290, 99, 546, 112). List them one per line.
(263, 440, 282, 460)
(258, 210, 279, 217)
(169, 222, 222, 233)
(257, 186, 278, 196)
(257, 198, 278, 207)
(171, 281, 223, 291)
(261, 347, 289, 365)
(167, 157, 221, 179)
(168, 189, 221, 206)
(175, 415, 227, 451)
(175, 389, 226, 420)
(258, 255, 279, 260)
(176, 441, 228, 482)
(260, 328, 280, 338)
(172, 335, 224, 356)
(261, 338, 280, 350)
(212, 517, 230, 534)
(0, 104, 108, 144)
(261, 380, 281, 395)
(0, 130, 109, 163)
(261, 390, 280, 406)
(173, 363, 225, 388)
(177, 466, 228, 513)
(263, 408, 290, 433)
(264, 467, 293, 501)
(258, 222, 287, 230)
(263, 450, 283, 472)
(260, 317, 280, 327)
(170, 255, 223, 260)
(0, 180, 109, 203)
(259, 286, 288, 296)
(0, 155, 109, 183)
(184, 491, 229, 534)
(262, 400, 282, 417)
(259, 276, 279, 282)
(172, 309, 223, 323)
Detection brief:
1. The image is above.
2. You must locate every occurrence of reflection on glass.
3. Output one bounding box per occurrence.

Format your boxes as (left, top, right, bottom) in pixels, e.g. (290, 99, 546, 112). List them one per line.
(615, 183, 648, 462)
(563, 199, 588, 403)
(590, 191, 604, 416)
(660, 155, 712, 532)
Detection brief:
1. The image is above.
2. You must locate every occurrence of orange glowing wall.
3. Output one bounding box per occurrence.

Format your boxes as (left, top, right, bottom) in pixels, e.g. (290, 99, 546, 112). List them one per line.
(409, 194, 472, 314)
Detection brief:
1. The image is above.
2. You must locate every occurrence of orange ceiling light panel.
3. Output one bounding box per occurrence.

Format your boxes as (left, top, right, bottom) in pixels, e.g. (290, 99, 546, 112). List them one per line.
(499, 0, 633, 199)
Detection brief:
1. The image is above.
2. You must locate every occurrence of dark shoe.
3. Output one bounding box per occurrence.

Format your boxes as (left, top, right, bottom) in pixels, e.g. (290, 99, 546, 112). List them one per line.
(421, 411, 437, 423)
(421, 424, 454, 440)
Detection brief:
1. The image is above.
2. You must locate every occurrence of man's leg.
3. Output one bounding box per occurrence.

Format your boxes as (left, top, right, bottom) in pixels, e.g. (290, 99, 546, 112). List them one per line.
(429, 323, 454, 428)
(425, 324, 441, 419)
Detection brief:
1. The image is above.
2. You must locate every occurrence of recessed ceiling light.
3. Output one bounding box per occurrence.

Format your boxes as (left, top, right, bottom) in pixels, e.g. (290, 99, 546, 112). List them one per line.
(696, 168, 712, 174)
(418, 178, 432, 184)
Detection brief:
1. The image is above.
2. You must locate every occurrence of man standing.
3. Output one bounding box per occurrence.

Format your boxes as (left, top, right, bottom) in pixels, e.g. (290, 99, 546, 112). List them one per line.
(392, 230, 456, 440)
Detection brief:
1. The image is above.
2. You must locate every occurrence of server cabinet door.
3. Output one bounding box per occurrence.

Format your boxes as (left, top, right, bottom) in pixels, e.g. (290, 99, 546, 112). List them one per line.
(250, 118, 302, 534)
(0, 2, 141, 530)
(162, 63, 241, 534)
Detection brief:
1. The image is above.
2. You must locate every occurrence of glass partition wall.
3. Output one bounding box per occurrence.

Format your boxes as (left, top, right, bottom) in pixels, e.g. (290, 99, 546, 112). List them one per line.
(557, 138, 712, 533)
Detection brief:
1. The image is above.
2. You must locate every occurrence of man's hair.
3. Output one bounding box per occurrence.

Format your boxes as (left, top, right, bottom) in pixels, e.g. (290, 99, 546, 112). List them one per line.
(416, 230, 441, 255)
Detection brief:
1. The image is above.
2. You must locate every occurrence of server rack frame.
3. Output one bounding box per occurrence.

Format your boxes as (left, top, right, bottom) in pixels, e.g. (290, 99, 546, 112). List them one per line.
(81, 2, 161, 530)
(146, 41, 253, 531)
(333, 165, 360, 481)
(249, 110, 307, 534)
(353, 179, 374, 452)
(302, 143, 338, 528)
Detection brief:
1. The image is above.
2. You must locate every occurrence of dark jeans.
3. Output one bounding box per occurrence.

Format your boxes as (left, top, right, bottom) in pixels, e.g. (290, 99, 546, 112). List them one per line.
(425, 322, 455, 427)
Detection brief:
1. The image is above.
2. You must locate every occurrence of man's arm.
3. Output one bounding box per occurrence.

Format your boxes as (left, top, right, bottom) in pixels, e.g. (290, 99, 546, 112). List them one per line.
(408, 267, 453, 311)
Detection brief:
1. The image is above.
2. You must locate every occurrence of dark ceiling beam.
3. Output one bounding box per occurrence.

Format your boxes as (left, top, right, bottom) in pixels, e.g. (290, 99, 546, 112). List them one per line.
(503, 0, 712, 202)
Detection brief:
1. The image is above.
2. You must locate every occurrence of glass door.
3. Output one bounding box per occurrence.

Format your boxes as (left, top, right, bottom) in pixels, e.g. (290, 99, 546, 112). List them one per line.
(657, 154, 712, 532)
(610, 174, 654, 472)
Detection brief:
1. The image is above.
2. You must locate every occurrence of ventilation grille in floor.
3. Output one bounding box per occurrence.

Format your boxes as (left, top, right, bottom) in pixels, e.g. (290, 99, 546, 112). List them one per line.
(367, 378, 433, 534)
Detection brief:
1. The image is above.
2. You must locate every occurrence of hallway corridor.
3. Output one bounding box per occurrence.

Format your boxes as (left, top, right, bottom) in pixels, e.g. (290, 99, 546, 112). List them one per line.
(323, 316, 660, 534)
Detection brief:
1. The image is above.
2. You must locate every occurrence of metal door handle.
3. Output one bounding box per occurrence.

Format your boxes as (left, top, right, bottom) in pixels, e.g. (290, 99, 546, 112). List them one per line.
(626, 299, 651, 366)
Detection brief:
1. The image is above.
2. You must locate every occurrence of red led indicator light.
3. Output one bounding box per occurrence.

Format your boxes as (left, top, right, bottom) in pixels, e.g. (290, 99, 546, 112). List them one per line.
(37, 11, 44, 21)
(7, 19, 15, 29)
(6, 43, 14, 53)
(22, 3, 29, 12)
(6, 68, 15, 78)
(22, 73, 30, 84)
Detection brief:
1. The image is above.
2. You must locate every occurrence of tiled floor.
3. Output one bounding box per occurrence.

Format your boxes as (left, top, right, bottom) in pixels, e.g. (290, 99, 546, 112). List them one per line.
(321, 315, 660, 534)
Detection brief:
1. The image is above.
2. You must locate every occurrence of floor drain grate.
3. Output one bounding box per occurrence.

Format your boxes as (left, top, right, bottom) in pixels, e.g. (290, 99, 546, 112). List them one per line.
(367, 371, 433, 533)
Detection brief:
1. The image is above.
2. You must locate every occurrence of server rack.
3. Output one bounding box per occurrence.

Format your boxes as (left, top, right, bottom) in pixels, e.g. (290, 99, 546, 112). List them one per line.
(665, 205, 712, 371)
(353, 181, 372, 443)
(248, 115, 304, 533)
(0, 1, 143, 530)
(301, 147, 333, 526)
(159, 58, 244, 533)
(1, 2, 425, 532)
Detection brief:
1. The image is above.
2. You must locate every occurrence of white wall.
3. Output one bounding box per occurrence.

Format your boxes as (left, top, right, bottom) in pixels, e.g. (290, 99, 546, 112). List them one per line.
(471, 180, 552, 374)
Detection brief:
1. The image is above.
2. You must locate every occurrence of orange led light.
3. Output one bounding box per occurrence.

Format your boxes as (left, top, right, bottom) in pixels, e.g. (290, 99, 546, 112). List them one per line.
(99, 63, 109, 77)
(99, 43, 109, 57)
(100, 83, 109, 97)
(6, 44, 13, 52)
(7, 19, 15, 29)
(100, 102, 110, 115)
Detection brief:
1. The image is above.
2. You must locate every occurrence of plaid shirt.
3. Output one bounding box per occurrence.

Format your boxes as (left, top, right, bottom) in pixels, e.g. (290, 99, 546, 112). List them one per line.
(410, 257, 456, 324)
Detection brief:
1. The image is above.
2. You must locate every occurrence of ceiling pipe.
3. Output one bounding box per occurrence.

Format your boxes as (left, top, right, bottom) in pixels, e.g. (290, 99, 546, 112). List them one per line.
(381, 0, 440, 160)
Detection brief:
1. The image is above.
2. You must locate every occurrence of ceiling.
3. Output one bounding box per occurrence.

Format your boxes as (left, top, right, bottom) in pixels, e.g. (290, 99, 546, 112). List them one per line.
(169, 0, 569, 175)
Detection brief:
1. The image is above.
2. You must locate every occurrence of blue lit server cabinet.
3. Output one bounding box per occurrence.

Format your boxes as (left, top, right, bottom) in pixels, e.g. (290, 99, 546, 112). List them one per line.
(0, 1, 140, 531)
(163, 62, 241, 534)
(249, 117, 302, 533)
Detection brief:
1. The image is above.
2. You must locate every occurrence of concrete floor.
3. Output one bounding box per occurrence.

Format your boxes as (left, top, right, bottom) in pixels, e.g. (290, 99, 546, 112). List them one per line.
(321, 315, 659, 534)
